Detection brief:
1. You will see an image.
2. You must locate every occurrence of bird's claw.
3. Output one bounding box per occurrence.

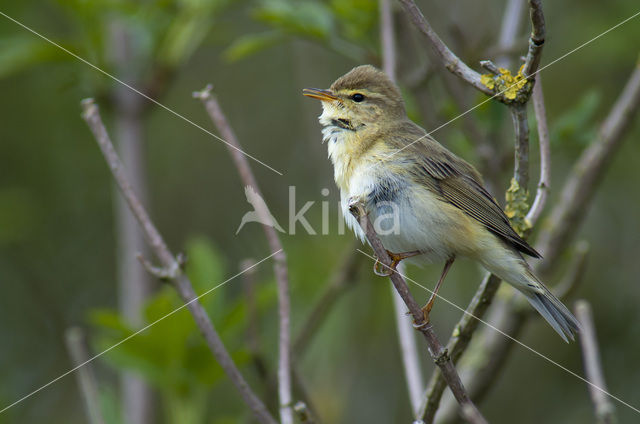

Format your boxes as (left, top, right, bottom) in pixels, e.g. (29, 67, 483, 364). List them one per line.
(373, 250, 421, 277)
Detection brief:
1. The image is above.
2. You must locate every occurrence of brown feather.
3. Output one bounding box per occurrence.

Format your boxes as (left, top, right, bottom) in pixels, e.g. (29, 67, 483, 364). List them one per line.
(390, 121, 541, 258)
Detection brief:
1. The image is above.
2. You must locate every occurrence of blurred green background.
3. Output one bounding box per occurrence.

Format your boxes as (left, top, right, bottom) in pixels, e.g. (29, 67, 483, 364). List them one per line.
(1, 0, 639, 423)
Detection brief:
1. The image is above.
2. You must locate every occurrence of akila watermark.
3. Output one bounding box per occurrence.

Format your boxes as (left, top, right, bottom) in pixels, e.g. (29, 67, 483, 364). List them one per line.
(236, 186, 401, 236)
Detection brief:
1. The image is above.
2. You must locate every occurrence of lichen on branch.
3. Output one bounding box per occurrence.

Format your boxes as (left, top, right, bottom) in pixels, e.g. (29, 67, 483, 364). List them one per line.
(481, 65, 533, 103)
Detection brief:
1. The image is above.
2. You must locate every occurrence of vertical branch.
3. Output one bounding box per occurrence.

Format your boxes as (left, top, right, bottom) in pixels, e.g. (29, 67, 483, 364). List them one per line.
(108, 19, 153, 424)
(380, 0, 397, 81)
(391, 268, 425, 416)
(381, 0, 425, 416)
(65, 328, 106, 424)
(81, 99, 277, 424)
(522, 0, 546, 78)
(510, 103, 530, 190)
(194, 88, 293, 424)
(575, 300, 617, 424)
(350, 203, 487, 424)
(526, 75, 551, 226)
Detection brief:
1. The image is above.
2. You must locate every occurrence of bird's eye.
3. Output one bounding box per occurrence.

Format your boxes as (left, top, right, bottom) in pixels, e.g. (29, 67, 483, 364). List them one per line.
(351, 93, 365, 102)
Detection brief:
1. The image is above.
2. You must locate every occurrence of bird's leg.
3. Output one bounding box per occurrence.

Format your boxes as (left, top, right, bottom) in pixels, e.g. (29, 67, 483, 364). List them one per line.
(373, 249, 422, 277)
(416, 257, 455, 327)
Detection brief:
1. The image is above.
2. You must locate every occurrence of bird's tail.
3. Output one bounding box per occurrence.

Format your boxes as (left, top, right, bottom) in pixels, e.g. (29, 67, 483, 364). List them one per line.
(523, 281, 580, 343)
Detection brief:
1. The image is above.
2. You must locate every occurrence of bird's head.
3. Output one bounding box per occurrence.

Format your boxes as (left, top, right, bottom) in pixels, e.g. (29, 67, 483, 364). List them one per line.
(303, 65, 406, 132)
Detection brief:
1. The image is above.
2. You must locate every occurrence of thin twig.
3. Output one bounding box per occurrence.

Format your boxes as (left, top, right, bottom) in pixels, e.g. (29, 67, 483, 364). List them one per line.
(522, 0, 545, 78)
(418, 274, 501, 422)
(241, 259, 272, 393)
(526, 75, 551, 226)
(194, 87, 293, 424)
(575, 300, 617, 424)
(81, 99, 277, 424)
(510, 103, 530, 189)
(397, 0, 492, 96)
(349, 202, 487, 424)
(380, 0, 396, 81)
(65, 327, 106, 424)
(381, 0, 426, 416)
(392, 265, 426, 416)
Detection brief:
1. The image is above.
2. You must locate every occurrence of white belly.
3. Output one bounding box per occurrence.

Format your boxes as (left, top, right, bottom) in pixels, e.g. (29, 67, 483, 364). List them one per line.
(341, 167, 458, 264)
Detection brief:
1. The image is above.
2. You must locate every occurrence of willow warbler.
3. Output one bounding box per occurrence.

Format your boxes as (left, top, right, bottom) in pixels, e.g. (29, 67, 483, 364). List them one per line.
(303, 65, 579, 342)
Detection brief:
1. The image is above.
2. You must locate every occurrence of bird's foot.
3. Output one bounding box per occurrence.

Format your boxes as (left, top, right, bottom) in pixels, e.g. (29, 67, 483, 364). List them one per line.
(373, 249, 421, 277)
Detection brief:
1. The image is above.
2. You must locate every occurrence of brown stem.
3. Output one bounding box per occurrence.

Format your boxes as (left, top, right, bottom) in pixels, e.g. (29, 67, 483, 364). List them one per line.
(349, 202, 487, 424)
(193, 87, 293, 424)
(81, 99, 277, 424)
(522, 0, 545, 78)
(418, 274, 501, 422)
(510, 103, 530, 190)
(526, 75, 551, 226)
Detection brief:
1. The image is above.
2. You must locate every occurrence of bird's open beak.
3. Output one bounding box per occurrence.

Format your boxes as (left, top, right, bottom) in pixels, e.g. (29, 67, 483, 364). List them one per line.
(302, 88, 338, 101)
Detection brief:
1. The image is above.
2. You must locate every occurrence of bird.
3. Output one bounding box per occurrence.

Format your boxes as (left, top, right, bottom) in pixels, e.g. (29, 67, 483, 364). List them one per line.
(303, 64, 579, 342)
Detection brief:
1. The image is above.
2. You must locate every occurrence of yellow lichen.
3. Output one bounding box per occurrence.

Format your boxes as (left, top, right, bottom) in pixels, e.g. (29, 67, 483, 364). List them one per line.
(480, 73, 495, 90)
(504, 177, 530, 236)
(481, 65, 531, 102)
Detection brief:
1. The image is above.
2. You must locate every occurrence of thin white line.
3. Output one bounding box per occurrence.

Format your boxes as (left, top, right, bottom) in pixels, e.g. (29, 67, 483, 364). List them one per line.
(0, 250, 281, 415)
(0, 11, 283, 176)
(356, 249, 640, 415)
(389, 10, 640, 158)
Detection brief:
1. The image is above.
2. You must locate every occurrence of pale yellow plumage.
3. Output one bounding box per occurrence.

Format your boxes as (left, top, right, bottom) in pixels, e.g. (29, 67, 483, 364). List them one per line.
(303, 65, 579, 341)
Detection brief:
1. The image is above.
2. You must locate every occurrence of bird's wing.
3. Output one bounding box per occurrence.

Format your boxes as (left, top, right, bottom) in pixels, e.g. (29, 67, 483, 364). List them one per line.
(406, 140, 540, 258)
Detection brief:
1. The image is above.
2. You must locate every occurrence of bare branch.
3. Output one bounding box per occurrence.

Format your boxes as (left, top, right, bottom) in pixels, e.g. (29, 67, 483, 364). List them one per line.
(536, 62, 640, 272)
(526, 75, 551, 226)
(510, 103, 530, 189)
(380, 0, 396, 81)
(349, 202, 487, 424)
(575, 300, 617, 424)
(193, 86, 293, 424)
(392, 268, 426, 416)
(397, 0, 492, 96)
(522, 0, 545, 78)
(418, 274, 501, 423)
(65, 328, 105, 424)
(81, 99, 277, 424)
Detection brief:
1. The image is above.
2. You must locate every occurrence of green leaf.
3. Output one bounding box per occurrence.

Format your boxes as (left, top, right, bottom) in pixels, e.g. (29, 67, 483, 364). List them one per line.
(223, 31, 285, 62)
(0, 37, 69, 78)
(254, 0, 334, 40)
